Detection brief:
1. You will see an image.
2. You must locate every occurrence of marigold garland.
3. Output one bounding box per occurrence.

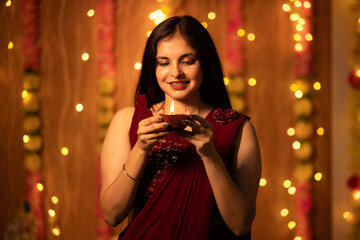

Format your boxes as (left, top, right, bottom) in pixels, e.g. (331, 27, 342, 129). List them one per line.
(96, 0, 116, 238)
(346, 1, 360, 239)
(282, 1, 315, 239)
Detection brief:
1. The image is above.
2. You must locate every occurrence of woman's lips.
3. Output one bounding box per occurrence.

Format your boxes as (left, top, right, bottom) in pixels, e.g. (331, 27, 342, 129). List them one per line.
(169, 81, 190, 90)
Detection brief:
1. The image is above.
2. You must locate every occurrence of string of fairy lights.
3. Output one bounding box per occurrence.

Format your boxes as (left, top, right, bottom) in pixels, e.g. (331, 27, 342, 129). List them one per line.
(4, 0, 342, 238)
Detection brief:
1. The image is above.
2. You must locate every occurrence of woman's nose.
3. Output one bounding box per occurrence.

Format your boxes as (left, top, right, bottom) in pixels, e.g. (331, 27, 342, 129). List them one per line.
(170, 65, 183, 78)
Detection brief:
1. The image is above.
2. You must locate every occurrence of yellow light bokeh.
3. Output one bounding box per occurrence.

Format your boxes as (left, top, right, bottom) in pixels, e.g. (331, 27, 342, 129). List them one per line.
(6, 0, 11, 7)
(290, 13, 300, 21)
(292, 141, 301, 150)
(288, 221, 296, 229)
(313, 81, 321, 90)
(51, 196, 59, 204)
(304, 1, 312, 8)
(154, 14, 166, 25)
(23, 135, 30, 143)
(282, 3, 291, 12)
(48, 209, 56, 217)
(283, 179, 292, 188)
(208, 12, 216, 20)
(298, 18, 306, 25)
(353, 190, 360, 200)
(8, 41, 14, 49)
(201, 22, 208, 28)
(314, 172, 323, 181)
(134, 62, 142, 70)
(305, 33, 313, 41)
(146, 30, 152, 37)
(287, 127, 296, 136)
(259, 178, 267, 187)
(317, 127, 324, 136)
(247, 33, 256, 41)
(356, 69, 360, 77)
(343, 211, 353, 221)
(294, 1, 302, 7)
(81, 53, 89, 61)
(295, 90, 303, 98)
(281, 208, 289, 217)
(52, 227, 60, 236)
(237, 29, 245, 37)
(288, 186, 296, 195)
(87, 9, 95, 17)
(223, 77, 230, 86)
(296, 24, 304, 32)
(37, 183, 44, 192)
(290, 83, 298, 92)
(295, 43, 303, 52)
(61, 147, 69, 156)
(248, 78, 256, 86)
(294, 236, 302, 240)
(293, 33, 301, 41)
(75, 103, 84, 112)
(22, 90, 28, 98)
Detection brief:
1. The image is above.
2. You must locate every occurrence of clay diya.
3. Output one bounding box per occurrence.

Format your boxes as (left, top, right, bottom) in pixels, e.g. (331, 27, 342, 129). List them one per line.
(159, 101, 191, 130)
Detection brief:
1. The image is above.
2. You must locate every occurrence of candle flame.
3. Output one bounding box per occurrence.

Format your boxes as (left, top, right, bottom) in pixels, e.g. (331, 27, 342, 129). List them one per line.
(170, 101, 174, 114)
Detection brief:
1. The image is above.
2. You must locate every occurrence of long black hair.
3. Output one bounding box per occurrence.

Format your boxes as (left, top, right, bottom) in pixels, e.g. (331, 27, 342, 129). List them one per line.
(135, 15, 231, 109)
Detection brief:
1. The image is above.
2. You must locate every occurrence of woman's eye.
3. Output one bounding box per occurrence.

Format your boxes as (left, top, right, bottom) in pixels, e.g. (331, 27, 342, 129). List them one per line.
(158, 62, 169, 67)
(181, 59, 196, 65)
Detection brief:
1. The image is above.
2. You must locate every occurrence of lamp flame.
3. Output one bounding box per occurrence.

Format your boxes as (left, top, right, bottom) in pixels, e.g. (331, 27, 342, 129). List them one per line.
(170, 101, 174, 114)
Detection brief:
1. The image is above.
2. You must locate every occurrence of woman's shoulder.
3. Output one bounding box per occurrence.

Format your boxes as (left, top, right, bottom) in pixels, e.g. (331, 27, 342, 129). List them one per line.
(110, 106, 136, 129)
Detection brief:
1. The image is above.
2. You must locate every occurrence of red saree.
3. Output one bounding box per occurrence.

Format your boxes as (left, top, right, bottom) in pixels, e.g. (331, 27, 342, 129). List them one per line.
(119, 95, 251, 240)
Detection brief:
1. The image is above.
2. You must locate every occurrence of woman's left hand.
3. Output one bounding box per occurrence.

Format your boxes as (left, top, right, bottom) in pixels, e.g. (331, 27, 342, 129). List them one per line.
(176, 114, 215, 157)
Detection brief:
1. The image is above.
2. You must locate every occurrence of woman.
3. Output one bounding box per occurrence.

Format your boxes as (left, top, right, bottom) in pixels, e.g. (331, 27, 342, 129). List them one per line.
(100, 15, 261, 239)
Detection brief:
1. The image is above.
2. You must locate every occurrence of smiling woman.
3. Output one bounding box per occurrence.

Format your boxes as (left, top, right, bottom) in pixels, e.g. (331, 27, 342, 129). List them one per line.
(100, 15, 261, 240)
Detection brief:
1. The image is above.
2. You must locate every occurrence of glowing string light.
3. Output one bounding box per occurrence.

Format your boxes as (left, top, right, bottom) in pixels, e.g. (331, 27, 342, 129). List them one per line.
(281, 208, 289, 217)
(75, 103, 83, 112)
(283, 179, 292, 188)
(248, 78, 257, 86)
(317, 127, 324, 136)
(51, 196, 59, 204)
(287, 128, 296, 136)
(288, 221, 296, 229)
(314, 172, 323, 181)
(259, 178, 267, 186)
(208, 12, 216, 20)
(6, 0, 11, 7)
(37, 183, 44, 191)
(61, 147, 69, 156)
(8, 41, 14, 49)
(134, 62, 142, 70)
(87, 9, 95, 17)
(82, 53, 89, 61)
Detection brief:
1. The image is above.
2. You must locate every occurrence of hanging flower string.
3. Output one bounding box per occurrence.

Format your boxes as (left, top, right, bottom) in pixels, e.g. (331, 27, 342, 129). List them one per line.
(282, 1, 315, 239)
(345, 1, 360, 238)
(96, 0, 115, 239)
(225, 0, 246, 113)
(21, 0, 45, 238)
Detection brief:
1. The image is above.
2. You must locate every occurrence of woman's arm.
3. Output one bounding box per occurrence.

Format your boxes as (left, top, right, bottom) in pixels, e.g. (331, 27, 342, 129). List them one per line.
(179, 117, 261, 236)
(100, 107, 170, 226)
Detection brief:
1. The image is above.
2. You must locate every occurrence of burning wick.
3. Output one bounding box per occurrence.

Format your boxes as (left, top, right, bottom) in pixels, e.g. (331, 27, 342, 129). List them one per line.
(170, 101, 174, 115)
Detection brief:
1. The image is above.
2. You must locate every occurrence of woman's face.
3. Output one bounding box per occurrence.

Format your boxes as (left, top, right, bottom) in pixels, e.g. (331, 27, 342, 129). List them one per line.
(155, 34, 203, 102)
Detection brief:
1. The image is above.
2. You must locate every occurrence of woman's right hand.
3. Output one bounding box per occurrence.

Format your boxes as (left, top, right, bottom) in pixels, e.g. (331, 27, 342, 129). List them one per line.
(136, 114, 171, 152)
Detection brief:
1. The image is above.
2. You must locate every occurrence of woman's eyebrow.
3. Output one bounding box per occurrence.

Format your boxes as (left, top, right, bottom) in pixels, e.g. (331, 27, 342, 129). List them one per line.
(156, 53, 197, 60)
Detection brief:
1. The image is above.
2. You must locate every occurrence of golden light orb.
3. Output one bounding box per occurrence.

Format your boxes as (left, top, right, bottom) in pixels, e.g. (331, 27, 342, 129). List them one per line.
(134, 62, 142, 70)
(22, 90, 28, 98)
(37, 183, 44, 191)
(52, 227, 60, 236)
(208, 12, 216, 20)
(292, 141, 301, 150)
(317, 127, 325, 136)
(248, 78, 256, 86)
(294, 1, 302, 7)
(201, 22, 208, 28)
(8, 41, 14, 49)
(259, 178, 267, 187)
(75, 103, 83, 112)
(223, 77, 230, 86)
(305, 33, 313, 41)
(314, 172, 323, 181)
(294, 236, 302, 240)
(295, 43, 303, 52)
(281, 208, 289, 217)
(81, 53, 90, 61)
(23, 135, 30, 143)
(295, 90, 303, 98)
(296, 24, 304, 32)
(283, 180, 292, 188)
(87, 9, 95, 17)
(290, 83, 298, 92)
(293, 33, 302, 41)
(282, 3, 291, 12)
(313, 81, 321, 90)
(51, 196, 59, 204)
(6, 0, 12, 7)
(287, 128, 296, 136)
(353, 190, 360, 200)
(48, 209, 56, 217)
(288, 221, 296, 229)
(146, 30, 152, 37)
(290, 13, 300, 21)
(247, 33, 256, 41)
(237, 29, 245, 37)
(61, 147, 69, 156)
(304, 1, 312, 8)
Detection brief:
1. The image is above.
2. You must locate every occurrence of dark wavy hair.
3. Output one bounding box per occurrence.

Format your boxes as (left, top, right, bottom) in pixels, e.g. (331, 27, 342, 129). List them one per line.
(135, 15, 231, 109)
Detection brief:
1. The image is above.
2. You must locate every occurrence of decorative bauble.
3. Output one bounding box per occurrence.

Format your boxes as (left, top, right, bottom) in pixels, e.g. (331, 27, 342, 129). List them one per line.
(228, 76, 245, 94)
(24, 153, 41, 172)
(99, 76, 115, 95)
(23, 72, 40, 91)
(295, 78, 311, 94)
(294, 141, 313, 160)
(294, 98, 313, 117)
(23, 116, 41, 132)
(230, 96, 245, 113)
(294, 162, 314, 182)
(99, 95, 115, 110)
(24, 135, 42, 152)
(347, 175, 360, 190)
(23, 92, 40, 113)
(295, 120, 313, 139)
